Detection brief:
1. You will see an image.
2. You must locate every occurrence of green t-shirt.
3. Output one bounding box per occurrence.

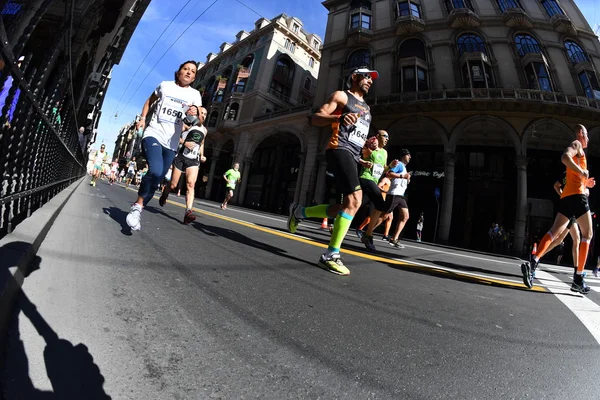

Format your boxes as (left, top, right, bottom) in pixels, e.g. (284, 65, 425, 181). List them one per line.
(359, 148, 387, 183)
(224, 169, 241, 189)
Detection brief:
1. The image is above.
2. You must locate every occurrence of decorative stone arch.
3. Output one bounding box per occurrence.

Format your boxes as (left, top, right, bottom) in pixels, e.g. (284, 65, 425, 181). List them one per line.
(244, 125, 307, 158)
(213, 134, 239, 157)
(522, 118, 573, 154)
(386, 115, 449, 149)
(448, 115, 521, 154)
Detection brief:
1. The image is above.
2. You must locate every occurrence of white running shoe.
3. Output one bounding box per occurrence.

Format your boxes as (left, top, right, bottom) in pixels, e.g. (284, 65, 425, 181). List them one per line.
(126, 203, 142, 231)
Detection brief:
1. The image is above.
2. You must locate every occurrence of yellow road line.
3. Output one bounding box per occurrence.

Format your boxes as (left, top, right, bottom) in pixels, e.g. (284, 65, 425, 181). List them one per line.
(119, 184, 546, 292)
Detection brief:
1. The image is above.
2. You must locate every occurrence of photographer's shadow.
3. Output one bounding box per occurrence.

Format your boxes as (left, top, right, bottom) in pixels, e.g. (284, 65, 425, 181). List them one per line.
(2, 244, 111, 399)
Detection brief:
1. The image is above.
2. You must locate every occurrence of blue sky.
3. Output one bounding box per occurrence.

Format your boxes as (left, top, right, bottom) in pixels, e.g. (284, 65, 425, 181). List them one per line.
(97, 0, 599, 155)
(97, 0, 327, 155)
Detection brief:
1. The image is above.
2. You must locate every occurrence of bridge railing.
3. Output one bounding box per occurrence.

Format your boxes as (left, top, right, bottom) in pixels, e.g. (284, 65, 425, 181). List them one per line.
(0, 1, 86, 239)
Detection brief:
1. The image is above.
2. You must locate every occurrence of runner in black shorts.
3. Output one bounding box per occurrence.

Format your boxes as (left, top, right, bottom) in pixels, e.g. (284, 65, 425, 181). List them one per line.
(159, 106, 208, 224)
(287, 66, 380, 276)
(538, 171, 582, 266)
(522, 124, 595, 293)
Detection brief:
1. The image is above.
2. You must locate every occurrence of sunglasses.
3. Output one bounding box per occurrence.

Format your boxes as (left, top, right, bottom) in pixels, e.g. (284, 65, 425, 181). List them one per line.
(379, 135, 389, 139)
(360, 74, 373, 81)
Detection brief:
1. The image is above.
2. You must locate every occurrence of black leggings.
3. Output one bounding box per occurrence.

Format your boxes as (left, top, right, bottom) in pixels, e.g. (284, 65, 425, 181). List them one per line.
(359, 178, 386, 212)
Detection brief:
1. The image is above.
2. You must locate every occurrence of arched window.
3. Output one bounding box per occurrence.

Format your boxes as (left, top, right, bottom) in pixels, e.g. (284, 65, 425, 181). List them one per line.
(232, 55, 254, 93)
(457, 34, 494, 88)
(541, 0, 564, 17)
(284, 39, 295, 53)
(208, 111, 218, 127)
(514, 34, 541, 57)
(565, 41, 600, 99)
(457, 33, 486, 56)
(308, 57, 315, 68)
(514, 34, 553, 92)
(269, 56, 295, 102)
(398, 39, 428, 92)
(346, 49, 371, 70)
(564, 40, 589, 64)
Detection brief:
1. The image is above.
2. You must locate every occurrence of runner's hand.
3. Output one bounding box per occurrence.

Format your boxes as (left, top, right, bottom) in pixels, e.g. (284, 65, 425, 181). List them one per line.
(390, 159, 399, 168)
(586, 177, 596, 188)
(200, 156, 206, 163)
(136, 119, 145, 130)
(184, 142, 195, 150)
(340, 113, 359, 126)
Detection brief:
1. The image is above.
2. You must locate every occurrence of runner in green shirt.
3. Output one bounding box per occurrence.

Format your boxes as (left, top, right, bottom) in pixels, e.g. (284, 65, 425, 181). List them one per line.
(221, 163, 241, 210)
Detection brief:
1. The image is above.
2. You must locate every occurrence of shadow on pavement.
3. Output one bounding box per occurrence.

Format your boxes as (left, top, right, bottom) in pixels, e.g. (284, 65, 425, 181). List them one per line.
(102, 207, 132, 236)
(420, 259, 523, 279)
(192, 221, 315, 267)
(254, 223, 413, 261)
(143, 205, 185, 226)
(1, 245, 111, 399)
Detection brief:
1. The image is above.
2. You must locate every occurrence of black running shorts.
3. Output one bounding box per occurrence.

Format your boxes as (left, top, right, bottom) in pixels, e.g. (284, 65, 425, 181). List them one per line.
(382, 194, 407, 214)
(173, 154, 200, 171)
(326, 149, 361, 196)
(567, 217, 577, 229)
(558, 194, 589, 220)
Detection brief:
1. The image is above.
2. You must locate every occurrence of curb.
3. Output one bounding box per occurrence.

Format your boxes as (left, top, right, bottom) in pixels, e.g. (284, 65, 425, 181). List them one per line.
(0, 177, 84, 347)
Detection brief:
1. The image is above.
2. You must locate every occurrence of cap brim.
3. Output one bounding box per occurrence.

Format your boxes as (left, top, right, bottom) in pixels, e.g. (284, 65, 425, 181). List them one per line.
(369, 71, 379, 80)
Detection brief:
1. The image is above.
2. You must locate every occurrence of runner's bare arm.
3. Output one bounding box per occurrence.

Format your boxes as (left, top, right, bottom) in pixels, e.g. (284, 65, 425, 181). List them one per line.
(553, 181, 562, 196)
(311, 91, 349, 126)
(562, 140, 587, 177)
(137, 92, 159, 130)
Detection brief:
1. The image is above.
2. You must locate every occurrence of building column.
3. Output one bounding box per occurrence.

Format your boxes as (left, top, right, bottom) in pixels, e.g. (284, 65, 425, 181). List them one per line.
(205, 157, 219, 199)
(293, 152, 306, 204)
(236, 157, 253, 205)
(437, 152, 455, 244)
(313, 157, 328, 204)
(513, 155, 528, 256)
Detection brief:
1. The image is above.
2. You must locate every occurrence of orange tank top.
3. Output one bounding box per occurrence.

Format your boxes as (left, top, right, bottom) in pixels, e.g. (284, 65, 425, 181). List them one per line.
(561, 153, 587, 198)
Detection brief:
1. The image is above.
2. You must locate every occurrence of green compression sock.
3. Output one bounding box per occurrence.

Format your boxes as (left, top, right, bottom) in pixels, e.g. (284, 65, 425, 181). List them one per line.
(301, 204, 329, 219)
(327, 211, 353, 253)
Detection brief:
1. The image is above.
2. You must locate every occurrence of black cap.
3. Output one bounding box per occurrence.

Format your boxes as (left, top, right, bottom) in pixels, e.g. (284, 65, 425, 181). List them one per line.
(399, 148, 410, 156)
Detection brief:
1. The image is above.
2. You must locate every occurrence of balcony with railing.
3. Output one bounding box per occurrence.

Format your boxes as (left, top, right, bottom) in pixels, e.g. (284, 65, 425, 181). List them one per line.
(550, 13, 576, 34)
(499, 1, 532, 28)
(446, 0, 480, 28)
(368, 88, 600, 118)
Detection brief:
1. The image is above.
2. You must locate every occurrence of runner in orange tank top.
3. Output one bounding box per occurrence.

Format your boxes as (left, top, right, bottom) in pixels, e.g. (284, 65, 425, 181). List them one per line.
(521, 124, 595, 294)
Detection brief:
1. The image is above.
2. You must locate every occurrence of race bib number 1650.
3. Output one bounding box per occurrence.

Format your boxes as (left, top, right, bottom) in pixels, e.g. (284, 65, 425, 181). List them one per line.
(158, 96, 185, 125)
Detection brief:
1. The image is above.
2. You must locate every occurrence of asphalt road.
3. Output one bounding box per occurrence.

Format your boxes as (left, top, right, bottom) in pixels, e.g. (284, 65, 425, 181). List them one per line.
(3, 179, 600, 399)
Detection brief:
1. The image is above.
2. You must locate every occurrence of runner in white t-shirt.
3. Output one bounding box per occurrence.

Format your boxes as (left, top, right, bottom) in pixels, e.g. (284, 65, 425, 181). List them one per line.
(126, 60, 202, 231)
(90, 144, 108, 187)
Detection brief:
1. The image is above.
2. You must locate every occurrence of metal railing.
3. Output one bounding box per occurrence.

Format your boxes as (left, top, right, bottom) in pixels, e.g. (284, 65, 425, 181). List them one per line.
(369, 88, 600, 110)
(0, 1, 86, 238)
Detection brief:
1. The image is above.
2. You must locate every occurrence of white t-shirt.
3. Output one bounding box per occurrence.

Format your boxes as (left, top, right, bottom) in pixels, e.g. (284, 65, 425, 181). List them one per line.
(388, 162, 409, 196)
(142, 81, 202, 151)
(94, 151, 107, 166)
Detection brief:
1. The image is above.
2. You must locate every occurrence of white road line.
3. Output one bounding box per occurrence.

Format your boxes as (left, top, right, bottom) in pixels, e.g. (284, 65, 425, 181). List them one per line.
(535, 270, 600, 346)
(194, 200, 288, 223)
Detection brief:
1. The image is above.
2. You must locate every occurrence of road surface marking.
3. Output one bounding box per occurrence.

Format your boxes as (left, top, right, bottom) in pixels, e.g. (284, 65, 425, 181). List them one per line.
(126, 187, 545, 292)
(535, 270, 600, 345)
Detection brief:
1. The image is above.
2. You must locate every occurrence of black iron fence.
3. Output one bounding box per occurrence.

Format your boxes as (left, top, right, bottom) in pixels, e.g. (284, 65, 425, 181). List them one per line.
(0, 0, 86, 239)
